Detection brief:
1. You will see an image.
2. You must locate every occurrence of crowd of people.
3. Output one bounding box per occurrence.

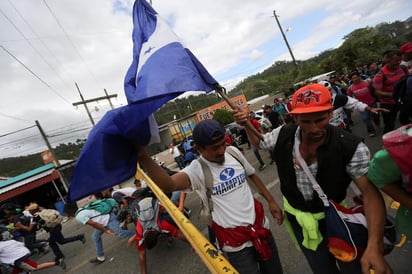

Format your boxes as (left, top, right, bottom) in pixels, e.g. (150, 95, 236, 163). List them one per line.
(1, 42, 411, 273)
(0, 202, 74, 273)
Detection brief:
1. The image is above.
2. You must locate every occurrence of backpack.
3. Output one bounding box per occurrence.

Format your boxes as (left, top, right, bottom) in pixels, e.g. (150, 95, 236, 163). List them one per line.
(126, 188, 160, 244)
(393, 74, 412, 104)
(78, 198, 117, 216)
(382, 124, 412, 193)
(36, 209, 63, 228)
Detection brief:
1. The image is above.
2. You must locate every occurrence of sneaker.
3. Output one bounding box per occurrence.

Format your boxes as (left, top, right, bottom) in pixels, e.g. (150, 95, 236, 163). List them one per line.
(259, 164, 266, 171)
(80, 234, 86, 244)
(89, 257, 105, 264)
(57, 258, 67, 270)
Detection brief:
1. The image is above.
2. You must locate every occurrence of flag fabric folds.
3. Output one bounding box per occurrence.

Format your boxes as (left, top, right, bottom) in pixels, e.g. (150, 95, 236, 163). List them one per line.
(68, 0, 218, 202)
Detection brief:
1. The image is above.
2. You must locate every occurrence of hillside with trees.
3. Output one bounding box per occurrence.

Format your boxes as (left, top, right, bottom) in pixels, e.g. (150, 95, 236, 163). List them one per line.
(1, 19, 411, 177)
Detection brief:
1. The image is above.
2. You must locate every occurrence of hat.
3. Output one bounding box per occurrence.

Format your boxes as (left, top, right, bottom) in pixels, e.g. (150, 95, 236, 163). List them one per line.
(289, 83, 332, 114)
(319, 80, 332, 90)
(26, 203, 39, 211)
(400, 42, 412, 53)
(192, 119, 225, 147)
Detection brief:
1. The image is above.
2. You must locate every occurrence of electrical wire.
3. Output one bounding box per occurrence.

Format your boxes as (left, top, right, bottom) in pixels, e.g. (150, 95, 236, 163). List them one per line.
(0, 125, 36, 138)
(42, 0, 102, 89)
(5, 0, 77, 97)
(0, 44, 71, 104)
(0, 111, 31, 124)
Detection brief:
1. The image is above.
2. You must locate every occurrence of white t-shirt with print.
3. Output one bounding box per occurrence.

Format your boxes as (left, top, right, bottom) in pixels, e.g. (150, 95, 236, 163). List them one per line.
(183, 147, 256, 228)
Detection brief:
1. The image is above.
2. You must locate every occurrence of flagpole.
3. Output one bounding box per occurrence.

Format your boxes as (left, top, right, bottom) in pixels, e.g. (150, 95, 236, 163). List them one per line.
(215, 86, 264, 141)
(137, 165, 239, 274)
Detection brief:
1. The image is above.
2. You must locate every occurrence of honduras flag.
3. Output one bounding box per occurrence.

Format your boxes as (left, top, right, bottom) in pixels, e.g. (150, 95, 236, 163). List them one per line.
(68, 0, 218, 202)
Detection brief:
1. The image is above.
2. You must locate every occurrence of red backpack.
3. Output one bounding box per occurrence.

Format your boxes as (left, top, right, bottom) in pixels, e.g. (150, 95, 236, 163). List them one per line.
(382, 124, 412, 193)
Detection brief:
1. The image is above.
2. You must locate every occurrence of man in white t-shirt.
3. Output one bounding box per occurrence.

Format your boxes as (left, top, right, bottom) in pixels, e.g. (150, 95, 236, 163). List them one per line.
(137, 119, 284, 274)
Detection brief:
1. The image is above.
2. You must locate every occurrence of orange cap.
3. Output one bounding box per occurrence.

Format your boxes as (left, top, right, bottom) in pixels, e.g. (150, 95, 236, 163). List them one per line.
(289, 83, 332, 114)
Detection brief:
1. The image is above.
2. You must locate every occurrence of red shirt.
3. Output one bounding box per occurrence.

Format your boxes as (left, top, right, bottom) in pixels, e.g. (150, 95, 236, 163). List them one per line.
(250, 118, 262, 133)
(348, 80, 375, 106)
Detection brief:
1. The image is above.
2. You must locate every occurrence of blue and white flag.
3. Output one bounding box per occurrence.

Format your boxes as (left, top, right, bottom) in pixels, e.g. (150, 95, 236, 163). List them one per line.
(68, 0, 218, 202)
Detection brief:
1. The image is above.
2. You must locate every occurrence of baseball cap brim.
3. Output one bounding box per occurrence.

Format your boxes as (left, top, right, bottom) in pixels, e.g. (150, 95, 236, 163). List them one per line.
(289, 105, 332, 115)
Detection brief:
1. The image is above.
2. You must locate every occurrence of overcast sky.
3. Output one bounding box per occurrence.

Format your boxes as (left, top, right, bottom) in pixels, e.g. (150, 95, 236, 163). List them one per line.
(0, 0, 410, 159)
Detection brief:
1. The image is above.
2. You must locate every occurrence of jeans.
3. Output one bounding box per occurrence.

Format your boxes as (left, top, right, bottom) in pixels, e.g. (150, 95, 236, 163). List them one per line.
(174, 156, 185, 169)
(92, 213, 135, 257)
(23, 232, 47, 253)
(170, 191, 181, 204)
(287, 212, 361, 274)
(359, 103, 378, 134)
(49, 223, 83, 260)
(252, 147, 265, 166)
(380, 103, 399, 134)
(226, 233, 283, 274)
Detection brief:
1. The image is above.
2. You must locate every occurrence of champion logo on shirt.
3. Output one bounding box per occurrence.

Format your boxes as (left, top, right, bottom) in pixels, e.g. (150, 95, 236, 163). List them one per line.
(213, 168, 247, 195)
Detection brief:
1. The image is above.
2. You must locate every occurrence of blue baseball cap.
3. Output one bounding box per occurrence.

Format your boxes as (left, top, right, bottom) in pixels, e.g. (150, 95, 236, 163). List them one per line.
(193, 119, 225, 147)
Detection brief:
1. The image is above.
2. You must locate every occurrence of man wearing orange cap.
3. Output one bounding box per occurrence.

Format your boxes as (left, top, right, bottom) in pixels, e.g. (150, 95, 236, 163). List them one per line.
(233, 83, 392, 274)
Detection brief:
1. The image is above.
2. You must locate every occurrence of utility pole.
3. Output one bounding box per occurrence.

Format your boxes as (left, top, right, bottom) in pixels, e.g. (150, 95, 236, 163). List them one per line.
(35, 120, 60, 167)
(273, 10, 297, 68)
(72, 83, 118, 126)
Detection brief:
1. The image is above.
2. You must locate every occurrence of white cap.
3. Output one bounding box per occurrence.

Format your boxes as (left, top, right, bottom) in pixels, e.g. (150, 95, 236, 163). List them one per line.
(319, 80, 332, 90)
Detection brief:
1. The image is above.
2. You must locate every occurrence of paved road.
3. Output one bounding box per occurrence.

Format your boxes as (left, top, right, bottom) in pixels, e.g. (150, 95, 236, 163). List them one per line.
(36, 112, 411, 274)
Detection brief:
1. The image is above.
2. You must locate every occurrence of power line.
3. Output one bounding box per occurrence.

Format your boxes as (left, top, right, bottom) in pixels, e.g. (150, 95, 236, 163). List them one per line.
(0, 44, 71, 104)
(0, 125, 36, 138)
(0, 111, 31, 124)
(5, 0, 77, 96)
(42, 0, 102, 89)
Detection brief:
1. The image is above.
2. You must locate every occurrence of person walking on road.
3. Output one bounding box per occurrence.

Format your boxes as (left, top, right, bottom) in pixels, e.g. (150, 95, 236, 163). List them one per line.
(63, 201, 135, 264)
(373, 50, 409, 133)
(249, 111, 267, 171)
(169, 143, 185, 169)
(136, 119, 284, 274)
(233, 83, 392, 274)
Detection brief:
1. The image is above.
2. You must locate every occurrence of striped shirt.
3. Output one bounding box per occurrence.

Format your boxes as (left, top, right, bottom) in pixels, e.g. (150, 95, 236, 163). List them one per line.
(373, 66, 408, 104)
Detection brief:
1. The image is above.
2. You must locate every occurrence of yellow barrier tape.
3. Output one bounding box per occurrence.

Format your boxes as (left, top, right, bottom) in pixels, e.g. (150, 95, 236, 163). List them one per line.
(137, 165, 238, 274)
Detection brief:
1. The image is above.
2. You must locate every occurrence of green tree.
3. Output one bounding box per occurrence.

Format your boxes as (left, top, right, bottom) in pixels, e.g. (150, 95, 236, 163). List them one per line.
(212, 109, 234, 126)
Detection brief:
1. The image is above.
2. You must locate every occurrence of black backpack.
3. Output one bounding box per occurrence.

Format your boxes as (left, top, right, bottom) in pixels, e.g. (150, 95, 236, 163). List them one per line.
(393, 74, 412, 104)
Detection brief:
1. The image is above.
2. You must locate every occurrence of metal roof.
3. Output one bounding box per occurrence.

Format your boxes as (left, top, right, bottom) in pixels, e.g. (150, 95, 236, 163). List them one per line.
(0, 163, 54, 189)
